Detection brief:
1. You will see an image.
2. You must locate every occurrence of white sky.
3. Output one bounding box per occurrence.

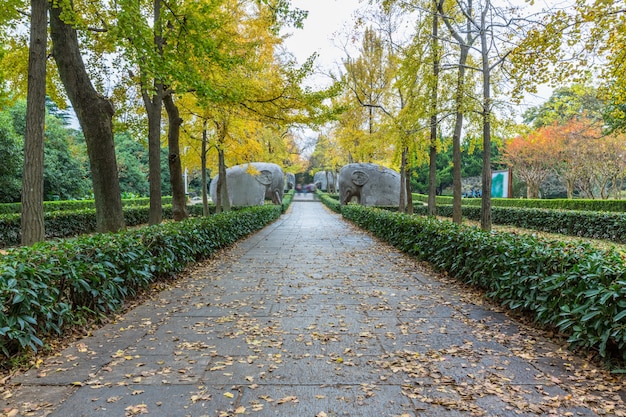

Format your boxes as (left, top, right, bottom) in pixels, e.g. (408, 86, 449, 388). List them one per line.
(280, 0, 555, 118)
(281, 0, 365, 87)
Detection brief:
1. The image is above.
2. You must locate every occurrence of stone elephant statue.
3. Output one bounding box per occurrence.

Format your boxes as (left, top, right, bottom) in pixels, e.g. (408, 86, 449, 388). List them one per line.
(284, 172, 296, 191)
(313, 170, 338, 193)
(210, 162, 284, 207)
(338, 163, 401, 206)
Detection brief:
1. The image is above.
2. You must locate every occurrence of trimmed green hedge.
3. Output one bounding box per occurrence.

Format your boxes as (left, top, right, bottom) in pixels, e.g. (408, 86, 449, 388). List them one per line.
(342, 204, 626, 363)
(413, 193, 626, 212)
(1, 198, 287, 248)
(317, 191, 341, 213)
(0, 205, 282, 359)
(411, 204, 626, 244)
(0, 205, 177, 247)
(282, 189, 295, 212)
(0, 197, 174, 215)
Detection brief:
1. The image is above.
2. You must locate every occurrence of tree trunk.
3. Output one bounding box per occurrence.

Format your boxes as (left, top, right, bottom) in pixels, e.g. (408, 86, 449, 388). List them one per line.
(451, 49, 467, 225)
(49, 2, 125, 233)
(480, 1, 492, 232)
(143, 89, 163, 225)
(405, 164, 414, 215)
(399, 147, 407, 213)
(163, 93, 187, 221)
(428, 1, 440, 216)
(143, 0, 164, 226)
(21, 0, 47, 246)
(216, 147, 230, 212)
(201, 123, 210, 216)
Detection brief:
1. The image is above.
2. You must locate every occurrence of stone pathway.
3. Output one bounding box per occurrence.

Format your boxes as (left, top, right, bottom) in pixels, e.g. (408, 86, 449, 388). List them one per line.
(3, 201, 625, 416)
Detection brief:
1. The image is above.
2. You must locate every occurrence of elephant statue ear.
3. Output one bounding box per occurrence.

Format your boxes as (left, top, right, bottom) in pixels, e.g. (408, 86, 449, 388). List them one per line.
(256, 170, 273, 185)
(351, 170, 369, 186)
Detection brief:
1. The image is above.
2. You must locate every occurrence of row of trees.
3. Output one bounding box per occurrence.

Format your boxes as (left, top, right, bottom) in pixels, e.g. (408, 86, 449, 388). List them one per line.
(1, 0, 332, 245)
(503, 85, 626, 199)
(309, 1, 626, 228)
(3, 0, 625, 245)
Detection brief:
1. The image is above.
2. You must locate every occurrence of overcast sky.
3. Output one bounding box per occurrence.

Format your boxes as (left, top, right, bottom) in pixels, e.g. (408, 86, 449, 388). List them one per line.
(281, 0, 365, 87)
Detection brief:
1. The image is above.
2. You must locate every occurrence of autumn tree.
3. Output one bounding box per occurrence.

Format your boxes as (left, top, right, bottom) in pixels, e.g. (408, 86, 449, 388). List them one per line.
(502, 125, 561, 198)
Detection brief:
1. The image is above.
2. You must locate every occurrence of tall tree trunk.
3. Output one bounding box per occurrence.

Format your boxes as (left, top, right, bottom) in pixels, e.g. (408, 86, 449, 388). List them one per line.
(21, 0, 47, 246)
(143, 89, 163, 225)
(201, 122, 210, 216)
(216, 147, 230, 213)
(405, 165, 414, 214)
(144, 0, 164, 225)
(439, 0, 473, 224)
(163, 92, 187, 221)
(480, 1, 492, 231)
(428, 1, 440, 216)
(49, 2, 125, 233)
(399, 147, 407, 213)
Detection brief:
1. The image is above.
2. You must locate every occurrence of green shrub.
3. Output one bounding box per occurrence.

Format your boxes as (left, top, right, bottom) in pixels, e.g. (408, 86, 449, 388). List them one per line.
(0, 205, 281, 359)
(413, 193, 626, 212)
(342, 204, 626, 363)
(0, 197, 173, 215)
(0, 203, 190, 247)
(423, 204, 626, 244)
(317, 191, 341, 213)
(282, 189, 295, 212)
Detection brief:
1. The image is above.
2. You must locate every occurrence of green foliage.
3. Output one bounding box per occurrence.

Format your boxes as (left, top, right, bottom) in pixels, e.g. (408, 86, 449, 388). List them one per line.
(0, 197, 173, 215)
(0, 205, 281, 359)
(281, 189, 295, 212)
(43, 117, 91, 200)
(317, 191, 341, 213)
(410, 142, 503, 194)
(0, 110, 21, 202)
(0, 100, 92, 202)
(342, 204, 626, 363)
(0, 198, 174, 247)
(523, 84, 604, 128)
(412, 193, 626, 212)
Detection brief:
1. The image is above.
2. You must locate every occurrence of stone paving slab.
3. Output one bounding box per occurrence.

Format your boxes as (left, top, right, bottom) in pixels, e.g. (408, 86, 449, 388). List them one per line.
(3, 200, 626, 416)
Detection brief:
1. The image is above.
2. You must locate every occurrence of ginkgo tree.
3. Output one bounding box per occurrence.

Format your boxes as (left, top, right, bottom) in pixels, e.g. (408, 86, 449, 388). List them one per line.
(170, 0, 334, 213)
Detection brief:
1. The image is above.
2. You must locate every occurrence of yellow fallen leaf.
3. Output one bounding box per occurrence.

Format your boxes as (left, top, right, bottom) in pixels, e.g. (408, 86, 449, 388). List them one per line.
(223, 392, 235, 398)
(277, 395, 298, 404)
(235, 406, 246, 414)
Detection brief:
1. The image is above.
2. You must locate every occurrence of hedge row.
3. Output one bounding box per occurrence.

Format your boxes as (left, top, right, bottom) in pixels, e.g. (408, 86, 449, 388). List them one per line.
(0, 197, 174, 215)
(0, 205, 184, 248)
(0, 205, 282, 359)
(317, 191, 341, 213)
(341, 204, 626, 363)
(413, 193, 626, 212)
(319, 192, 626, 244)
(409, 205, 626, 244)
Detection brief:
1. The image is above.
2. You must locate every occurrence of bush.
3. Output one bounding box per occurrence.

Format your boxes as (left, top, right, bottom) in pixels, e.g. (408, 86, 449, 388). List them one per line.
(413, 193, 626, 212)
(341, 204, 626, 363)
(423, 204, 626, 244)
(317, 191, 341, 213)
(0, 205, 281, 360)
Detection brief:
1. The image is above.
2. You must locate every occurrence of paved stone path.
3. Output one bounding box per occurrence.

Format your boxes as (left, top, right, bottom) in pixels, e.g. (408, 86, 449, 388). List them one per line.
(3, 199, 626, 416)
